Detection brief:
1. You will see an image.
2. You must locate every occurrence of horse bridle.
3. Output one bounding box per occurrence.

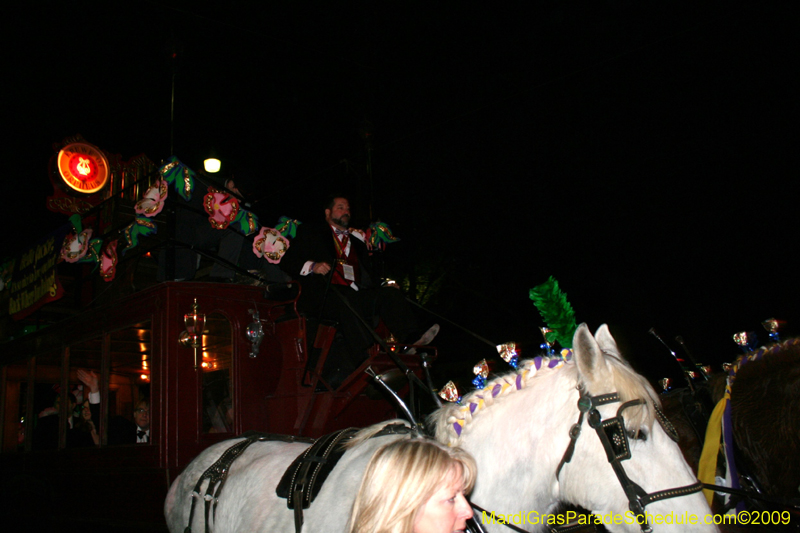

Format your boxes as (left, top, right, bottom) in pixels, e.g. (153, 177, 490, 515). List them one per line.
(555, 387, 703, 533)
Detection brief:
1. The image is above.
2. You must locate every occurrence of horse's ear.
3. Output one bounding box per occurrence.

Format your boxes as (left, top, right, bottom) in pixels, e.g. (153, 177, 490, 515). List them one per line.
(573, 323, 612, 389)
(594, 324, 619, 355)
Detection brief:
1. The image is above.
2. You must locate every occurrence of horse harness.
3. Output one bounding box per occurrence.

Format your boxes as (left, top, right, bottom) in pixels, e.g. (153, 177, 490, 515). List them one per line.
(183, 424, 416, 533)
(277, 423, 415, 533)
(276, 426, 360, 533)
(183, 431, 314, 533)
(554, 387, 703, 533)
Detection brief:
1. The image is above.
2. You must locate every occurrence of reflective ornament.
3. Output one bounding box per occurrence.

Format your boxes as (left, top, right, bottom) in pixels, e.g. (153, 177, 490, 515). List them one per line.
(472, 359, 489, 389)
(496, 342, 519, 369)
(539, 327, 556, 354)
(439, 381, 462, 404)
(761, 318, 784, 343)
(659, 377, 672, 392)
(733, 331, 757, 352)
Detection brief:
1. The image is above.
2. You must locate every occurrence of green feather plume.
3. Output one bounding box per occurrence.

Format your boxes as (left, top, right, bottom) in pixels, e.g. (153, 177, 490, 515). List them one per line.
(529, 276, 577, 348)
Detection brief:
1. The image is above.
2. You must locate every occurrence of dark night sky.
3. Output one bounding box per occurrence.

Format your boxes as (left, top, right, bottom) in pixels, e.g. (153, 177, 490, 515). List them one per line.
(5, 2, 798, 383)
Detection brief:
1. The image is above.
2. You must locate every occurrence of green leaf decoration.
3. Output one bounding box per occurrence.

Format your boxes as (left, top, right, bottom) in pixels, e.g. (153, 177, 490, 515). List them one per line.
(78, 238, 104, 271)
(232, 209, 259, 236)
(68, 213, 83, 233)
(159, 156, 195, 201)
(368, 221, 400, 246)
(275, 216, 301, 239)
(529, 276, 577, 348)
(122, 216, 158, 253)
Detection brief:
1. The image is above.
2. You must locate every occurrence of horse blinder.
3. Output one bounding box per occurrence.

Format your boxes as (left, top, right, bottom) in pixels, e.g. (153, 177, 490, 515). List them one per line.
(591, 399, 643, 463)
(558, 391, 702, 533)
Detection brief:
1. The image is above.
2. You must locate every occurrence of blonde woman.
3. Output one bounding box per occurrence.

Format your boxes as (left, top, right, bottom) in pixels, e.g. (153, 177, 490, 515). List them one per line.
(347, 438, 476, 533)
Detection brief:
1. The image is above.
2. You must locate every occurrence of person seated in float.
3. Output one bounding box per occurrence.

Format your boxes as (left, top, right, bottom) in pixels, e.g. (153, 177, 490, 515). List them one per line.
(280, 194, 439, 386)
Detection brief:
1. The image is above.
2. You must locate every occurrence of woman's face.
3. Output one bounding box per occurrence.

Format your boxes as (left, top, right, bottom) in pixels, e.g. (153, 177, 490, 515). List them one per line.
(413, 468, 472, 533)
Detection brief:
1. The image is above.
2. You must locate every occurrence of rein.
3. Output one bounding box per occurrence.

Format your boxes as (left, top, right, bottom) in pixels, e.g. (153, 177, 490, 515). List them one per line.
(554, 387, 703, 533)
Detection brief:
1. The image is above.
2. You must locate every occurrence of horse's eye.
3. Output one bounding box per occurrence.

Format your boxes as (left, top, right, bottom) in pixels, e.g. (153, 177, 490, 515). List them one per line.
(628, 429, 647, 441)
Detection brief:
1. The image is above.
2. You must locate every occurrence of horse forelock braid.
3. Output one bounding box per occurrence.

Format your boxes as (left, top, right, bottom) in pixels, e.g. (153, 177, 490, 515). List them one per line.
(725, 337, 800, 395)
(432, 355, 570, 447)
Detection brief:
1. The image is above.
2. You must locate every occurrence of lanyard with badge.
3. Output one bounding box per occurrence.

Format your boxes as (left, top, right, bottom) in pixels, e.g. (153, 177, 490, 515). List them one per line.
(332, 231, 356, 282)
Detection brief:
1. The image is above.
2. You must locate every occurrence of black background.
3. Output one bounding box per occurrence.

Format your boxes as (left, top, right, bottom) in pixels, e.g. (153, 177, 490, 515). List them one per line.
(6, 1, 798, 385)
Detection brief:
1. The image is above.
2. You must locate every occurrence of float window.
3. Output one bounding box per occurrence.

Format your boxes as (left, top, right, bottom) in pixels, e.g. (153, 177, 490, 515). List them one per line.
(201, 313, 234, 434)
(108, 321, 152, 446)
(67, 337, 103, 448)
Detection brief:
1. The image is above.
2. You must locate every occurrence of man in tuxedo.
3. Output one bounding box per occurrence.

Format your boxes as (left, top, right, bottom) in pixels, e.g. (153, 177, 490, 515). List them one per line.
(281, 196, 437, 382)
(105, 398, 151, 445)
(77, 369, 151, 444)
(132, 399, 151, 443)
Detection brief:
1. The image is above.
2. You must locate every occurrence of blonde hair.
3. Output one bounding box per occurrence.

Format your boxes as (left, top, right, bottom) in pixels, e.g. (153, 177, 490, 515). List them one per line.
(347, 438, 476, 533)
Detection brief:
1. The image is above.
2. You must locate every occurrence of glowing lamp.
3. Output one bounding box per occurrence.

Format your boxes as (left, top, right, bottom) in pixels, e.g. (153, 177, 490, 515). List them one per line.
(204, 158, 221, 173)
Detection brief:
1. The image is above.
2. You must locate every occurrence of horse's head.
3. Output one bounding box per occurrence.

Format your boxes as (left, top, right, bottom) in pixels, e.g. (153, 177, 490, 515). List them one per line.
(431, 324, 717, 531)
(560, 323, 718, 532)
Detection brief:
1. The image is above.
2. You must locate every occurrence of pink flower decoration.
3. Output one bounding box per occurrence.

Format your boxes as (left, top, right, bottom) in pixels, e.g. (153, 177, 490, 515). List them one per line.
(60, 228, 93, 263)
(100, 240, 119, 282)
(252, 227, 290, 264)
(135, 180, 168, 217)
(204, 189, 240, 230)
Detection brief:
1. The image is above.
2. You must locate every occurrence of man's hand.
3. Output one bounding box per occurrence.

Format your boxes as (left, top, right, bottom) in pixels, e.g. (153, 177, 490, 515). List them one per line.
(77, 369, 99, 393)
(312, 262, 332, 275)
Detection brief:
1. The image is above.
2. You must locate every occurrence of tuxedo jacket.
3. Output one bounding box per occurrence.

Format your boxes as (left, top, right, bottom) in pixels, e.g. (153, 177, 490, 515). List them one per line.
(281, 223, 376, 312)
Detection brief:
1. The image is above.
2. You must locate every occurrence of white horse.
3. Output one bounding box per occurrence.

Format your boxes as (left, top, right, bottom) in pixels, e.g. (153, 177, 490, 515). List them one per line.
(165, 324, 718, 532)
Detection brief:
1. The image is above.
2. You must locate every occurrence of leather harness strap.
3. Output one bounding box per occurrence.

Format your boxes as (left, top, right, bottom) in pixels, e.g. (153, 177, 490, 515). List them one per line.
(276, 422, 417, 533)
(184, 432, 313, 533)
(278, 427, 359, 533)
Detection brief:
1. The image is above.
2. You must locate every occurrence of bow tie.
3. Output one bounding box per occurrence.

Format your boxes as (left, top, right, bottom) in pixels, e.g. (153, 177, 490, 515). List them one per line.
(334, 228, 350, 237)
(137, 430, 148, 439)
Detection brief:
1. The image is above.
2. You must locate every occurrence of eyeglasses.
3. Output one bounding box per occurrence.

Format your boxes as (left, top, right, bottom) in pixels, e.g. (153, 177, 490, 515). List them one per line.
(134, 408, 150, 415)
